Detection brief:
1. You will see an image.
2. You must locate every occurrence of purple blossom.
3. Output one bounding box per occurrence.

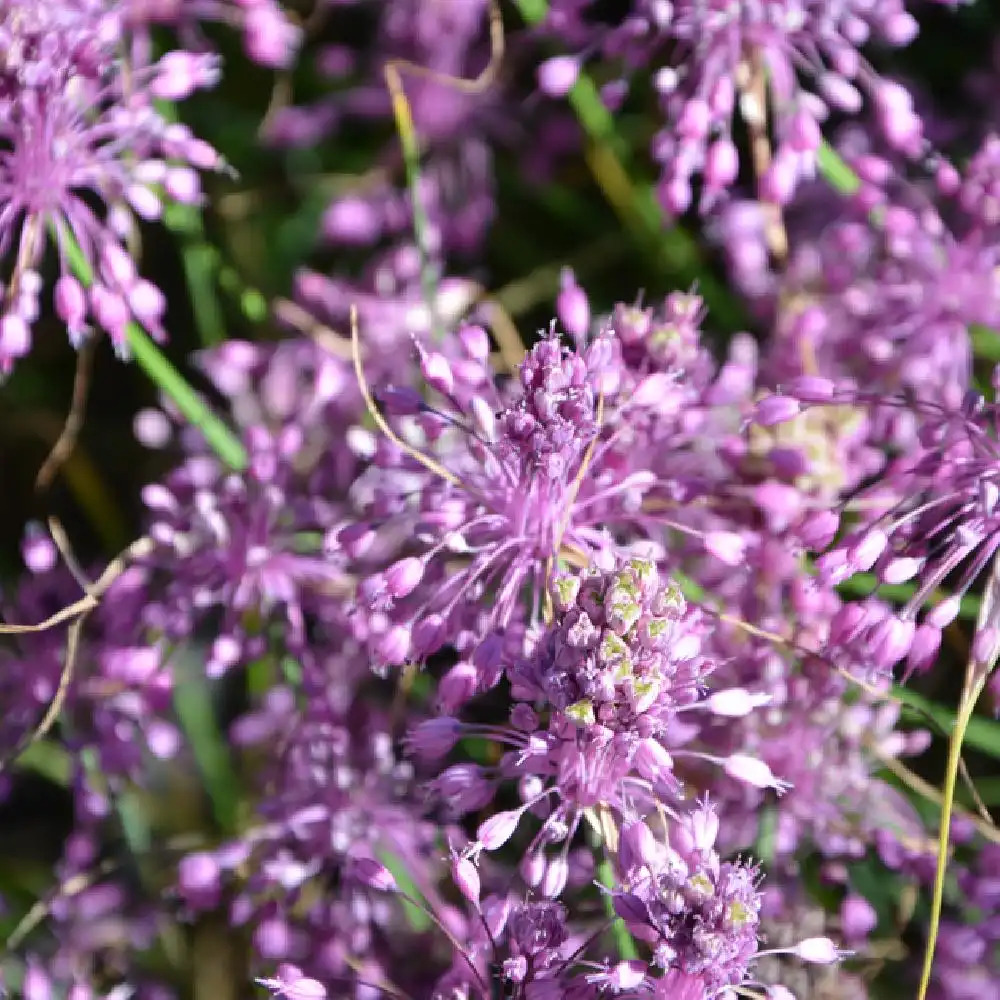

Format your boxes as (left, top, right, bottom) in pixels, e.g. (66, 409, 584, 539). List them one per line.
(539, 0, 924, 213)
(508, 555, 710, 732)
(0, 0, 222, 365)
(814, 388, 1000, 672)
(613, 802, 762, 992)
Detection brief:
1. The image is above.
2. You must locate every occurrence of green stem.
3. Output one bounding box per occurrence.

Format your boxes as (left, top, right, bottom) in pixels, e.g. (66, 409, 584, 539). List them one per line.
(596, 857, 639, 960)
(60, 230, 248, 471)
(164, 203, 227, 347)
(916, 680, 985, 1000)
(816, 140, 862, 196)
(386, 66, 441, 339)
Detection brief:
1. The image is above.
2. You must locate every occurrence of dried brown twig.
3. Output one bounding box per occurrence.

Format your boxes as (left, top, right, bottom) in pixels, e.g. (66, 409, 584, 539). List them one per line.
(0, 519, 153, 775)
(35, 337, 97, 493)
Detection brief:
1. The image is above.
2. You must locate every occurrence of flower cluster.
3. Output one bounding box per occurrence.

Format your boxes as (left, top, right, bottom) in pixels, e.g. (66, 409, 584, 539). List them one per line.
(538, 0, 926, 212)
(3, 2, 1000, 999)
(0, 0, 224, 365)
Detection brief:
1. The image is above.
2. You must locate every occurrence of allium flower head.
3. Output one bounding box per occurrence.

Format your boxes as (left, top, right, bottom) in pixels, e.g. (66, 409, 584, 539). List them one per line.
(0, 0, 222, 366)
(510, 556, 709, 732)
(141, 428, 344, 674)
(614, 803, 762, 992)
(344, 327, 627, 672)
(346, 305, 757, 675)
(542, 0, 924, 212)
(813, 388, 1000, 673)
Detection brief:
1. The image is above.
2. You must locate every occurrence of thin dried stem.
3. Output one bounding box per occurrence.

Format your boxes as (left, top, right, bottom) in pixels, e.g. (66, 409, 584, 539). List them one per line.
(384, 0, 504, 337)
(35, 337, 97, 493)
(278, 297, 354, 359)
(740, 54, 788, 264)
(875, 748, 1000, 846)
(0, 524, 153, 774)
(349, 305, 461, 488)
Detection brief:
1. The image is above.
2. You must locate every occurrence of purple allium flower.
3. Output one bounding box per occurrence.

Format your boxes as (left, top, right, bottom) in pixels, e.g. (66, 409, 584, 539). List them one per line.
(767, 204, 999, 430)
(814, 387, 1000, 673)
(140, 428, 346, 673)
(539, 0, 924, 213)
(613, 802, 763, 992)
(508, 555, 710, 732)
(345, 303, 775, 675)
(0, 0, 222, 366)
(342, 328, 621, 672)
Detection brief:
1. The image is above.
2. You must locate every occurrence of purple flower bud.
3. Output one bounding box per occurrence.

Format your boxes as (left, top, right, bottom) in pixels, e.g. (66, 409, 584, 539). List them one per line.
(678, 98, 710, 139)
(557, 270, 590, 337)
(785, 375, 836, 402)
(634, 738, 675, 783)
(377, 625, 411, 666)
(55, 275, 88, 334)
(871, 615, 915, 670)
(724, 754, 788, 791)
(473, 632, 504, 682)
(704, 530, 746, 566)
(619, 820, 661, 872)
(847, 529, 888, 573)
(786, 109, 822, 152)
(905, 623, 942, 675)
(350, 856, 398, 892)
(455, 324, 489, 364)
(613, 892, 650, 926)
(412, 614, 447, 657)
(705, 138, 739, 189)
(406, 717, 462, 759)
(538, 56, 580, 98)
(799, 510, 840, 551)
(22, 522, 57, 574)
(452, 855, 480, 904)
(421, 351, 455, 396)
(337, 522, 376, 559)
(819, 72, 863, 113)
(386, 557, 424, 598)
(755, 394, 801, 426)
(438, 660, 479, 712)
(793, 936, 845, 964)
(706, 688, 771, 717)
(323, 197, 381, 244)
(632, 372, 679, 408)
(760, 152, 799, 205)
(178, 852, 221, 909)
(476, 808, 523, 851)
(884, 11, 918, 45)
(23, 963, 51, 1000)
(518, 851, 545, 891)
(881, 556, 923, 585)
(876, 80, 922, 154)
(840, 894, 877, 942)
(378, 385, 424, 415)
(0, 313, 30, 359)
(254, 917, 293, 960)
(541, 856, 569, 899)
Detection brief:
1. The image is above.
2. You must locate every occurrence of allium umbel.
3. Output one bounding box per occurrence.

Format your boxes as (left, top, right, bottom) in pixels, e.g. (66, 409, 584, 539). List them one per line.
(0, 0, 222, 366)
(509, 556, 710, 733)
(540, 0, 925, 213)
